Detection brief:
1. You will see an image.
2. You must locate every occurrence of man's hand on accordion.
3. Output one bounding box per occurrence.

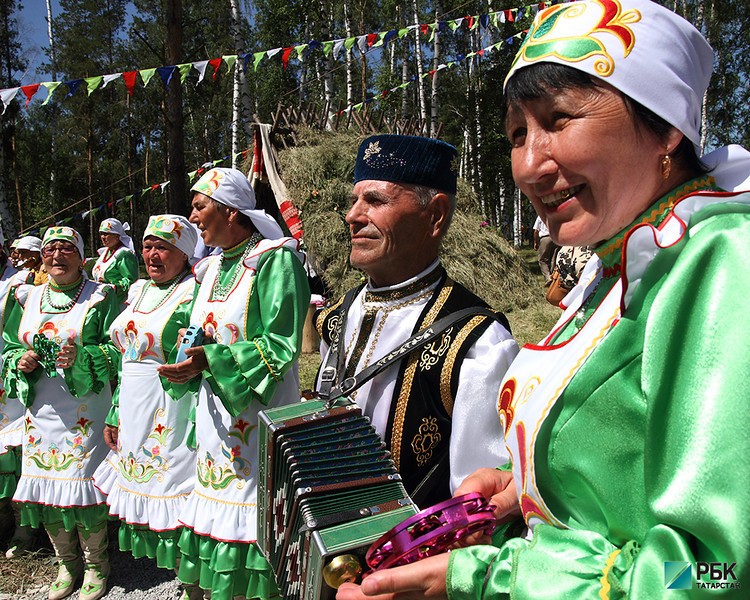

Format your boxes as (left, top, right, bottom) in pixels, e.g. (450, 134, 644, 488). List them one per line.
(336, 552, 450, 600)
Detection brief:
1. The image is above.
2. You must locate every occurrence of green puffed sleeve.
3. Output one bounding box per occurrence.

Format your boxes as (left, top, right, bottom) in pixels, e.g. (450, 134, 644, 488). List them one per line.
(63, 285, 122, 397)
(203, 246, 310, 416)
(447, 209, 750, 600)
(105, 386, 120, 426)
(1, 288, 40, 406)
(106, 250, 139, 303)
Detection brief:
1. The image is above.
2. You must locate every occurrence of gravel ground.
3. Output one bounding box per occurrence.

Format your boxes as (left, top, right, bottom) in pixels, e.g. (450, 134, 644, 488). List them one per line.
(0, 523, 184, 600)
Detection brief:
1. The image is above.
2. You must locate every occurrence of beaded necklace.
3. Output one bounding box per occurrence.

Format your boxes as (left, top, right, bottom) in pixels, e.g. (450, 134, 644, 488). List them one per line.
(133, 270, 188, 313)
(45, 277, 86, 311)
(211, 234, 263, 301)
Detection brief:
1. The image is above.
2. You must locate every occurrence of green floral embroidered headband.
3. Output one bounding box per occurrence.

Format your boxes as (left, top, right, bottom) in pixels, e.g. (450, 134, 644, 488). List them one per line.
(143, 214, 197, 259)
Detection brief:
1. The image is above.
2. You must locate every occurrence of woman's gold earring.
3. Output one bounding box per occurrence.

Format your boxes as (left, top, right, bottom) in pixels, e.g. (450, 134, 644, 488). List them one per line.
(661, 155, 672, 180)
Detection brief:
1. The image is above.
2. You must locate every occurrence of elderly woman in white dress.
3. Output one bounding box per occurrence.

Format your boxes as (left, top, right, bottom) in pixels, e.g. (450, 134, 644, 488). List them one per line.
(94, 215, 198, 578)
(2, 226, 120, 600)
(159, 168, 310, 600)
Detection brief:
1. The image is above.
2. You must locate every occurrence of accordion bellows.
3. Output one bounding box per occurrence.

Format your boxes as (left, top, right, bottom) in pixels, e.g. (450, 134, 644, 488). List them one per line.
(258, 398, 417, 600)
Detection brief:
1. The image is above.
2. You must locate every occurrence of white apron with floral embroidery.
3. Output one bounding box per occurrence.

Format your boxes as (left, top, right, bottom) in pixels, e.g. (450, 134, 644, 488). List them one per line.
(14, 281, 111, 508)
(93, 276, 196, 530)
(178, 250, 298, 543)
(0, 265, 30, 453)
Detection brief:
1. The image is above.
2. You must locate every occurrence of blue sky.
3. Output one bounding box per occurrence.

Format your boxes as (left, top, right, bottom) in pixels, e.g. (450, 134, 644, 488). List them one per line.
(17, 0, 60, 84)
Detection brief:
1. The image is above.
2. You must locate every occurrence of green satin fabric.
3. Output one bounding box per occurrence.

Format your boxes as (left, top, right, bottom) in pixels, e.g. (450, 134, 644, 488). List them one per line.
(19, 502, 108, 532)
(103, 250, 139, 304)
(177, 528, 280, 600)
(1, 285, 121, 406)
(447, 197, 750, 598)
(202, 246, 310, 416)
(118, 522, 181, 569)
(0, 449, 19, 500)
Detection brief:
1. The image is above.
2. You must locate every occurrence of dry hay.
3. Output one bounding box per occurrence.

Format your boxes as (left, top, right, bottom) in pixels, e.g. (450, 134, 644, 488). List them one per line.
(279, 127, 536, 312)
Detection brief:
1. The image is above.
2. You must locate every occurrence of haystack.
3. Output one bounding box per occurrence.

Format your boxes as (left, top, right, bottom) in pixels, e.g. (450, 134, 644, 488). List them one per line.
(279, 128, 537, 313)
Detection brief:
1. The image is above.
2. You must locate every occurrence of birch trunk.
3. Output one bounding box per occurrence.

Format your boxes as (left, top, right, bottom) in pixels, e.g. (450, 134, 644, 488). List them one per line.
(46, 0, 57, 202)
(344, 2, 354, 106)
(429, 2, 440, 138)
(229, 0, 252, 166)
(412, 0, 427, 128)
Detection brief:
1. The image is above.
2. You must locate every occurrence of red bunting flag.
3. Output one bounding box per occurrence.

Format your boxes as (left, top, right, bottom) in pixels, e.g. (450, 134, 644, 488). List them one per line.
(281, 47, 293, 69)
(151, 183, 160, 191)
(366, 33, 378, 47)
(419, 24, 429, 36)
(380, 89, 389, 99)
(477, 48, 485, 56)
(123, 71, 138, 96)
(505, 9, 515, 22)
(466, 15, 475, 29)
(208, 58, 222, 80)
(21, 84, 40, 107)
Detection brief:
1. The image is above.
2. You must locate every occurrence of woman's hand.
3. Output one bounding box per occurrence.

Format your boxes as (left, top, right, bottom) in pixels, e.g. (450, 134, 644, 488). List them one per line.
(18, 350, 41, 374)
(56, 342, 78, 370)
(455, 468, 519, 522)
(103, 425, 119, 452)
(451, 468, 520, 547)
(157, 346, 208, 383)
(336, 553, 450, 600)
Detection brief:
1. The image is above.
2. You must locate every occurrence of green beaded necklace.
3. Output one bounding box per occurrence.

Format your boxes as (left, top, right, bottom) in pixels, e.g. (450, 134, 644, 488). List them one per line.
(211, 234, 263, 301)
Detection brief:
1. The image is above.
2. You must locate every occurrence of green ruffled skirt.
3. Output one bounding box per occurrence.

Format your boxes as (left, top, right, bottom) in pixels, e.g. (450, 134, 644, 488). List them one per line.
(0, 449, 19, 500)
(118, 522, 181, 569)
(177, 528, 279, 600)
(18, 502, 109, 532)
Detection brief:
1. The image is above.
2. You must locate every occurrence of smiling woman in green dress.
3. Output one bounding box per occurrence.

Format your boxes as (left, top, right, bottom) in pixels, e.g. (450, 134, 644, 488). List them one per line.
(158, 168, 311, 600)
(2, 226, 121, 600)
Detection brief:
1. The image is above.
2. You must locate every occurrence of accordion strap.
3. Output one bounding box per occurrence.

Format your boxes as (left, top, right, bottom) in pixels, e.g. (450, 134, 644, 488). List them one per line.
(324, 306, 501, 402)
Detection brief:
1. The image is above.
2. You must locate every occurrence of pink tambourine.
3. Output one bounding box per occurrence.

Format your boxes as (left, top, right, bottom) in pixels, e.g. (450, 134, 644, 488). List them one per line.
(365, 492, 496, 572)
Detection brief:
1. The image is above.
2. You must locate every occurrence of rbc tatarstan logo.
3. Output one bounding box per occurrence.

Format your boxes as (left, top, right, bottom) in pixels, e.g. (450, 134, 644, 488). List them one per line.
(665, 561, 741, 590)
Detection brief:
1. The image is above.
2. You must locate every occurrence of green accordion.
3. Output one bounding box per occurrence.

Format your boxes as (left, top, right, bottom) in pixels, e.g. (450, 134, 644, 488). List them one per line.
(258, 398, 417, 600)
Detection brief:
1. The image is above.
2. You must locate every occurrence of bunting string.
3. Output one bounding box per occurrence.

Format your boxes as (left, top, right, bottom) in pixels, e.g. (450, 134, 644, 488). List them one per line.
(1, 1, 555, 114)
(21, 150, 251, 236)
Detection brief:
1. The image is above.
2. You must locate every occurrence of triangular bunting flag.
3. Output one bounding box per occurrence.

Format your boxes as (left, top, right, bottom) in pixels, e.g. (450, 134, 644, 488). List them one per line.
(85, 76, 103, 96)
(419, 24, 429, 36)
(333, 39, 346, 59)
(177, 63, 193, 83)
(398, 28, 409, 38)
(160, 181, 170, 192)
(223, 55, 237, 73)
(294, 44, 307, 61)
(140, 68, 156, 87)
(356, 35, 367, 53)
(40, 81, 61, 105)
(383, 30, 398, 46)
(123, 71, 138, 95)
(281, 48, 293, 68)
(102, 73, 121, 88)
(1, 87, 19, 113)
(240, 53, 252, 72)
(157, 66, 177, 87)
(344, 37, 357, 51)
(65, 79, 83, 97)
(208, 58, 222, 80)
(21, 84, 40, 107)
(267, 47, 282, 58)
(253, 52, 265, 72)
(323, 40, 335, 57)
(366, 33, 378, 47)
(193, 60, 209, 83)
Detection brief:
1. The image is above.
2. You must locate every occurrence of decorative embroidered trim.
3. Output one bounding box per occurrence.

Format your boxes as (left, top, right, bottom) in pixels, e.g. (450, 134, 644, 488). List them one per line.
(253, 339, 280, 381)
(439, 315, 487, 416)
(316, 295, 345, 339)
(193, 488, 256, 507)
(98, 345, 117, 380)
(115, 482, 192, 500)
(364, 266, 443, 303)
(599, 548, 622, 600)
(596, 175, 716, 262)
(391, 281, 452, 469)
(410, 417, 441, 466)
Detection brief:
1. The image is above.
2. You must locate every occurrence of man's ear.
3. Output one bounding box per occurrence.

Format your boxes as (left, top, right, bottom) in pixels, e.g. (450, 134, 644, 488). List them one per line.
(428, 193, 452, 238)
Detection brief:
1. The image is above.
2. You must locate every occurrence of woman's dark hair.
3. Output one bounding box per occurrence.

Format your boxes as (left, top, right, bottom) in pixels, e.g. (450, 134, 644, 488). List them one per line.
(505, 63, 707, 176)
(211, 199, 256, 231)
